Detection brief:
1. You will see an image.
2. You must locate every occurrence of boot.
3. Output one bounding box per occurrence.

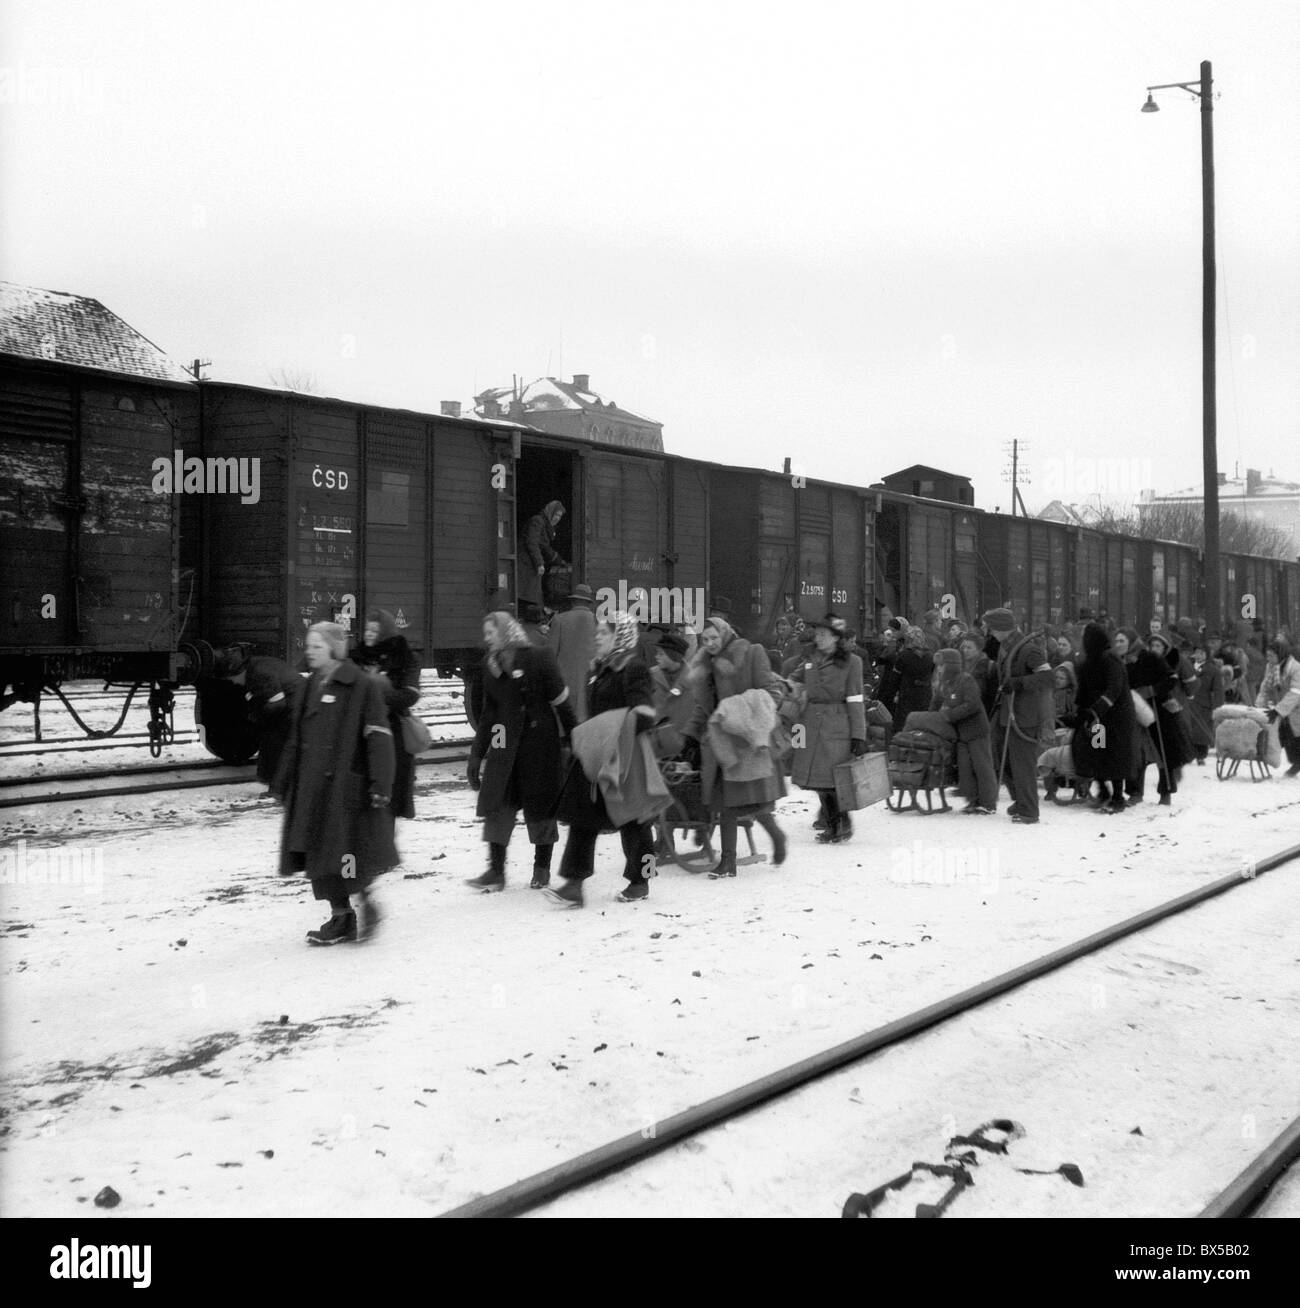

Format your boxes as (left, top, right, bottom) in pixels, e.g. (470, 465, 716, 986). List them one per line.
(755, 811, 786, 865)
(543, 878, 584, 908)
(356, 890, 381, 942)
(707, 853, 738, 879)
(530, 842, 554, 889)
(1158, 793, 1171, 806)
(306, 911, 357, 946)
(467, 842, 507, 893)
(616, 880, 649, 902)
(708, 817, 739, 877)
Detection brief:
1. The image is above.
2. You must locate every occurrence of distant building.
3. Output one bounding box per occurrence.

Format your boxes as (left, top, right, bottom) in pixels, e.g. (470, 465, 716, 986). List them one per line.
(880, 464, 974, 506)
(1141, 470, 1300, 557)
(1037, 499, 1089, 527)
(467, 374, 663, 452)
(0, 281, 194, 385)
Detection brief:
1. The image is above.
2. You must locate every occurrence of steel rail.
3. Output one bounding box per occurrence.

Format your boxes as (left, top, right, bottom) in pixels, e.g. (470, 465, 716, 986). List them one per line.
(1198, 1114, 1300, 1218)
(0, 741, 473, 808)
(439, 842, 1300, 1218)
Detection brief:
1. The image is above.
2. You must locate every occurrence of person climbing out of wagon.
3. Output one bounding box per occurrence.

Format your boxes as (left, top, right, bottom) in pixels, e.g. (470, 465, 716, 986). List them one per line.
(517, 500, 567, 612)
(354, 608, 421, 822)
(465, 611, 575, 893)
(546, 611, 670, 908)
(931, 646, 997, 815)
(984, 607, 1054, 825)
(788, 613, 867, 844)
(679, 615, 788, 878)
(1255, 636, 1300, 777)
(271, 622, 397, 946)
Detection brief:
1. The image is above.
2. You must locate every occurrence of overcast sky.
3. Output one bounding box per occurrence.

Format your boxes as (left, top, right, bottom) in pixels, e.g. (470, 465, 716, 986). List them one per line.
(4, 0, 1297, 510)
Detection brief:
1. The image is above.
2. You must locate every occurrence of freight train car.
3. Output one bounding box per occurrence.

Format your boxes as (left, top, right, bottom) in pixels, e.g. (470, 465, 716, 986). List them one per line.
(174, 381, 711, 749)
(0, 286, 193, 742)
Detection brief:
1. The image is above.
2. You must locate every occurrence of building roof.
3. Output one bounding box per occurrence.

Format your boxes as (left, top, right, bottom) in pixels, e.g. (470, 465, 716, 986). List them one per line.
(0, 282, 195, 385)
(1146, 474, 1300, 501)
(881, 464, 974, 486)
(1037, 499, 1089, 526)
(474, 375, 659, 427)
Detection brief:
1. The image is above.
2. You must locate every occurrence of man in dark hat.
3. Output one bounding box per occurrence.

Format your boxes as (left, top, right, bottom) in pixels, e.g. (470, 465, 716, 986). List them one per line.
(546, 581, 597, 722)
(648, 630, 697, 760)
(983, 606, 1054, 824)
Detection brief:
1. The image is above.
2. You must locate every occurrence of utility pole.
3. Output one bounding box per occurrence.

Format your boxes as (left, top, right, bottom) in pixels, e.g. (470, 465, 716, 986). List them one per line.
(190, 358, 210, 381)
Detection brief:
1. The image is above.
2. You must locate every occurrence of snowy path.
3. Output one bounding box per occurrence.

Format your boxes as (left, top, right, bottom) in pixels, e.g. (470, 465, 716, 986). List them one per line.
(2, 760, 1298, 1217)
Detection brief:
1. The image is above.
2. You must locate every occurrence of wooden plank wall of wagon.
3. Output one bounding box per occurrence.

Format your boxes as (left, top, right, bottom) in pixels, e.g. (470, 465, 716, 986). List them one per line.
(363, 410, 428, 654)
(952, 510, 980, 629)
(198, 389, 287, 654)
(430, 421, 495, 650)
(289, 403, 361, 661)
(0, 371, 74, 647)
(828, 488, 862, 633)
(707, 470, 759, 639)
(77, 382, 180, 652)
(581, 453, 624, 592)
(618, 455, 668, 592)
(906, 504, 953, 623)
(795, 483, 832, 625)
(669, 461, 709, 621)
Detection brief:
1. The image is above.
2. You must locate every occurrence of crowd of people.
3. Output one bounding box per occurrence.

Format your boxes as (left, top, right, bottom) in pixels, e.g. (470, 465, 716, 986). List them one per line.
(255, 577, 1300, 945)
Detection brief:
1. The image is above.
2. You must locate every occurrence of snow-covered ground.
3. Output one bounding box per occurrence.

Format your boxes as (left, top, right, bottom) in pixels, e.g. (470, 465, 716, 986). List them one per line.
(2, 739, 1298, 1218)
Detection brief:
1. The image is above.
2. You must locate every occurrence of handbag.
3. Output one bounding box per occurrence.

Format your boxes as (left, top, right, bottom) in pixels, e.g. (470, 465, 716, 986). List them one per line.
(400, 712, 433, 755)
(1130, 690, 1155, 728)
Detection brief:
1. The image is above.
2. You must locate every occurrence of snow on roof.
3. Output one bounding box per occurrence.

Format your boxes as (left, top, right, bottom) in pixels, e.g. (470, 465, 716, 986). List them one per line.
(0, 282, 195, 385)
(1152, 476, 1300, 500)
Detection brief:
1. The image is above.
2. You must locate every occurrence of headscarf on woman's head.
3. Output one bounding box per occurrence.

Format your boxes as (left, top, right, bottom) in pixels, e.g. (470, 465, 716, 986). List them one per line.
(596, 610, 640, 667)
(543, 500, 564, 526)
(484, 609, 532, 677)
(703, 615, 735, 649)
(366, 608, 398, 641)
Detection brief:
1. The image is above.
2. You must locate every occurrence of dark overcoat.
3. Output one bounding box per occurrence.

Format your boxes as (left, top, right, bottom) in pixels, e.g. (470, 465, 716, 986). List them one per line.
(687, 634, 784, 810)
(1070, 648, 1136, 781)
(518, 512, 561, 608)
(992, 630, 1056, 744)
(273, 661, 398, 894)
(555, 653, 654, 831)
(649, 662, 699, 760)
(546, 605, 596, 721)
(1187, 658, 1224, 750)
(891, 646, 935, 733)
(471, 644, 571, 820)
(930, 671, 990, 742)
(241, 656, 304, 786)
(1127, 648, 1195, 771)
(790, 651, 867, 790)
(353, 634, 421, 820)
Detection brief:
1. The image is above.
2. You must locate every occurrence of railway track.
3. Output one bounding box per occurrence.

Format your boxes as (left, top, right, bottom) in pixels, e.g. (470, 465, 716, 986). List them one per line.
(0, 738, 474, 808)
(439, 841, 1300, 1219)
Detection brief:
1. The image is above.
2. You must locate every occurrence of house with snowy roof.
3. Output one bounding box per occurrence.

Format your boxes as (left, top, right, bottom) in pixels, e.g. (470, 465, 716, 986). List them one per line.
(1141, 470, 1300, 557)
(467, 374, 663, 452)
(0, 282, 194, 385)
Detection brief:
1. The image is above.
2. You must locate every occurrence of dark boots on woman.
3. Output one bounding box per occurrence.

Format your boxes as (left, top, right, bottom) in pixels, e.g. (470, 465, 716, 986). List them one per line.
(707, 853, 738, 879)
(543, 878, 585, 908)
(307, 911, 357, 946)
(529, 842, 554, 889)
(467, 843, 507, 892)
(755, 812, 787, 865)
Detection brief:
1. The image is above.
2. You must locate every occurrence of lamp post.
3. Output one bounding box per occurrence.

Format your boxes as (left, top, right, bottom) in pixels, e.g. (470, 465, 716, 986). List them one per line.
(1143, 61, 1218, 635)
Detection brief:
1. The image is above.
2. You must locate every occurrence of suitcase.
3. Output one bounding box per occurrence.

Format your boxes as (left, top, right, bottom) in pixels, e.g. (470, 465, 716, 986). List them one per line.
(835, 752, 891, 812)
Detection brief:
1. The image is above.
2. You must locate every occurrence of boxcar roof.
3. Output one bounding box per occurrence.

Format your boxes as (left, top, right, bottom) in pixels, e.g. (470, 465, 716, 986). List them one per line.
(0, 282, 196, 386)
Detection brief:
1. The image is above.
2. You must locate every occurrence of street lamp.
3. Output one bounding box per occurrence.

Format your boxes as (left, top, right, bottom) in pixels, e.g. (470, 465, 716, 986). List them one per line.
(1143, 61, 1218, 635)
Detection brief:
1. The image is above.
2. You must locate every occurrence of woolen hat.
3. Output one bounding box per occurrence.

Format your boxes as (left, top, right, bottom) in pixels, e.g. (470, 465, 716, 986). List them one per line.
(657, 630, 689, 660)
(933, 648, 962, 669)
(983, 607, 1015, 630)
(807, 611, 849, 635)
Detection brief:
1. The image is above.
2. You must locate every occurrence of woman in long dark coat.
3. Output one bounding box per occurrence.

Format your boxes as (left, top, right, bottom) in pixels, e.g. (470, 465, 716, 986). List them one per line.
(1119, 628, 1193, 805)
(272, 622, 397, 945)
(1186, 641, 1224, 763)
(681, 616, 787, 879)
(354, 608, 421, 820)
(546, 612, 661, 908)
(517, 500, 567, 609)
(790, 613, 867, 844)
(1066, 622, 1135, 814)
(890, 626, 936, 734)
(465, 611, 574, 892)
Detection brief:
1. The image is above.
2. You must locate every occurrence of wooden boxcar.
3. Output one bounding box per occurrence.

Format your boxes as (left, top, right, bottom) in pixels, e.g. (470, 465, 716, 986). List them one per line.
(0, 357, 186, 693)
(175, 382, 711, 721)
